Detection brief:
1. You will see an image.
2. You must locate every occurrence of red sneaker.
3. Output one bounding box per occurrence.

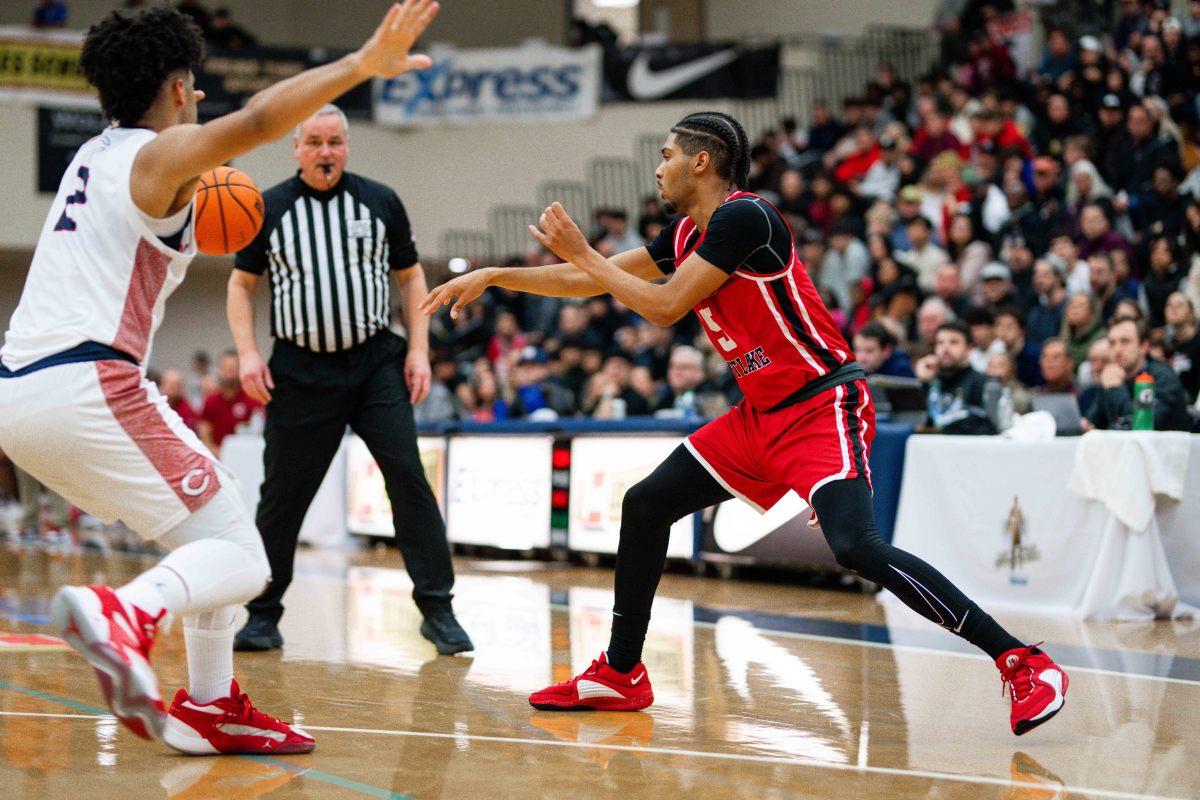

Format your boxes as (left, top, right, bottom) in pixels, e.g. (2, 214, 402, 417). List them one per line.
(529, 652, 653, 711)
(50, 584, 165, 740)
(163, 680, 315, 755)
(997, 644, 1068, 736)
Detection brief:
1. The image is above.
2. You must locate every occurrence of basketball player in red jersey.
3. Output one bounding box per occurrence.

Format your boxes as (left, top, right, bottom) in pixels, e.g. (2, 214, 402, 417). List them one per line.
(422, 112, 1067, 736)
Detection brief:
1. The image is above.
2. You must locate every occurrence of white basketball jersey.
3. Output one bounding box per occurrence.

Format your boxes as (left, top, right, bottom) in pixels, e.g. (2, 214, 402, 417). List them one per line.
(1, 127, 196, 370)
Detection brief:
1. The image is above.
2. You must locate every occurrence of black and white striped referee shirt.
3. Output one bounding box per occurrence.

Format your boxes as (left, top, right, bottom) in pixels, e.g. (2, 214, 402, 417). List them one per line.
(234, 171, 418, 352)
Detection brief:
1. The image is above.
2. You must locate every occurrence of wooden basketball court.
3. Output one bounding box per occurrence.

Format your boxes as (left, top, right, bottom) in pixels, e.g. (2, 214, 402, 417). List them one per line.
(1, 544, 1196, 799)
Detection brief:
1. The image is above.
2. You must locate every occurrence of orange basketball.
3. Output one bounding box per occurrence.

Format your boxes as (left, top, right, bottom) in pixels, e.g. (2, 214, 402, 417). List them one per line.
(194, 166, 264, 255)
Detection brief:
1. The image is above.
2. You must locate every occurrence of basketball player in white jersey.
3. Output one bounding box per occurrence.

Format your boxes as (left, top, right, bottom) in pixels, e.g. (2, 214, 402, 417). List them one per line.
(0, 2, 439, 754)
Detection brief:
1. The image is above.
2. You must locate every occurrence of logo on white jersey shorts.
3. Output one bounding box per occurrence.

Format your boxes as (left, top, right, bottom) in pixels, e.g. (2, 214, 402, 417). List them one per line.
(180, 468, 211, 497)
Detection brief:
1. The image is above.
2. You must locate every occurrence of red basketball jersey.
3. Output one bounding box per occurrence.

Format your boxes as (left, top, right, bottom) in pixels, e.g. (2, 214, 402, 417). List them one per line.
(670, 191, 855, 411)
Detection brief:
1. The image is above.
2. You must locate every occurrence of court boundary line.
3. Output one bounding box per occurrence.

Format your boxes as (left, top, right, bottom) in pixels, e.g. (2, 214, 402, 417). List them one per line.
(0, 711, 1182, 800)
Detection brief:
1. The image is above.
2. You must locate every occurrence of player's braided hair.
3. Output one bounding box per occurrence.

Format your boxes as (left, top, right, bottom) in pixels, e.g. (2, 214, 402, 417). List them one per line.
(81, 7, 205, 127)
(670, 112, 751, 190)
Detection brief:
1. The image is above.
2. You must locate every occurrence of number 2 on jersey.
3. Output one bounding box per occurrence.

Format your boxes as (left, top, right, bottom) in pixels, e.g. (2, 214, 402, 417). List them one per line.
(53, 166, 90, 232)
(699, 306, 737, 352)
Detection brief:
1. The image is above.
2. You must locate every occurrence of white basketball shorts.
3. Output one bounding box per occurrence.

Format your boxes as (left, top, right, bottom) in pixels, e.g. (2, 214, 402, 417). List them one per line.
(0, 359, 228, 539)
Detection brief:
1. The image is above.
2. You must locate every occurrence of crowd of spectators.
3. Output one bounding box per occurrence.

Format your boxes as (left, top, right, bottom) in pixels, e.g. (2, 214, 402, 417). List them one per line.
(419, 1, 1200, 432)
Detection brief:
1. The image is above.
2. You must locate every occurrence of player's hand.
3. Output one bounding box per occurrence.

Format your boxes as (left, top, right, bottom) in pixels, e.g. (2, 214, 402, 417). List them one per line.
(1100, 363, 1127, 389)
(405, 350, 432, 404)
(529, 203, 589, 263)
(357, 0, 440, 79)
(239, 350, 274, 404)
(421, 267, 495, 320)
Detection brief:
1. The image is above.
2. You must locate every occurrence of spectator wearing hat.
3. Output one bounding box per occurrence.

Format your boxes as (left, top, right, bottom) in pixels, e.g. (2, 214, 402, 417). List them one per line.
(508, 345, 576, 419)
(853, 320, 915, 379)
(1028, 256, 1069, 345)
(979, 261, 1017, 311)
(1093, 94, 1129, 186)
(898, 215, 950, 293)
(1076, 36, 1108, 105)
(859, 132, 903, 201)
(891, 185, 925, 251)
(1035, 338, 1078, 395)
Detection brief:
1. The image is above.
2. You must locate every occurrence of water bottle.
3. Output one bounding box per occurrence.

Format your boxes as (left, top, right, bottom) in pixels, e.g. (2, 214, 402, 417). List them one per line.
(1132, 372, 1155, 431)
(983, 376, 1002, 431)
(997, 386, 1014, 432)
(676, 390, 698, 419)
(927, 378, 943, 428)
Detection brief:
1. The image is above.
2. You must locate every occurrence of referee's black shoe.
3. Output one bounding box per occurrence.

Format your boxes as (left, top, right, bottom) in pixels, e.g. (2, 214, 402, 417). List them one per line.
(420, 611, 473, 655)
(233, 615, 283, 652)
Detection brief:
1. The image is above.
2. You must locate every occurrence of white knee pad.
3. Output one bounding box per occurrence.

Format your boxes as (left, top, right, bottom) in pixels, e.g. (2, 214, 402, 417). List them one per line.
(157, 482, 271, 614)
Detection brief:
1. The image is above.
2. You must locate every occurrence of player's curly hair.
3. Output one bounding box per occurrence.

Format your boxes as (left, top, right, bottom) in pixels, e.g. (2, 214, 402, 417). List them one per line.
(81, 7, 205, 127)
(670, 112, 751, 190)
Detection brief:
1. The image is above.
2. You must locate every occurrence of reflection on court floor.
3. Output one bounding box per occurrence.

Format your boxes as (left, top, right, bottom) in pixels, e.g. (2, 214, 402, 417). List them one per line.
(1, 545, 1197, 799)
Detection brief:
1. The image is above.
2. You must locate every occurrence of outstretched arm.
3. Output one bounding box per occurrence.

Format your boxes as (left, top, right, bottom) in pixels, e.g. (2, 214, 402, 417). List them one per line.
(132, 0, 439, 217)
(530, 203, 729, 327)
(420, 247, 661, 319)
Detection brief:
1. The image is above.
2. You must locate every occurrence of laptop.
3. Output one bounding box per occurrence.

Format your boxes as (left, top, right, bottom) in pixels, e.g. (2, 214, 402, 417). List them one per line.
(1031, 393, 1085, 436)
(867, 375, 927, 425)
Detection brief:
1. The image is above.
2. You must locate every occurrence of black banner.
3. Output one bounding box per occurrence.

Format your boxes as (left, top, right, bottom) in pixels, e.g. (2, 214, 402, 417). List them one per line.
(194, 46, 371, 121)
(37, 106, 107, 193)
(602, 42, 779, 103)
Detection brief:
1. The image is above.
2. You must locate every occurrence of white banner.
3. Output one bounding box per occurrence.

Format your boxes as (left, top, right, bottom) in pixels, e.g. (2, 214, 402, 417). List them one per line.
(568, 436, 694, 558)
(346, 435, 446, 537)
(373, 44, 601, 127)
(445, 435, 553, 549)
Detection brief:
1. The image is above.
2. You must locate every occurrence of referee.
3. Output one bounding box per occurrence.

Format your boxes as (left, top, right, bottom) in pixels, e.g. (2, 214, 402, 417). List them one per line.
(227, 104, 471, 655)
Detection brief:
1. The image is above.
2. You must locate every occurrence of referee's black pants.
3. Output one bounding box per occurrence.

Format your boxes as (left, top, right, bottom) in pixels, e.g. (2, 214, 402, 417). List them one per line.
(246, 330, 455, 624)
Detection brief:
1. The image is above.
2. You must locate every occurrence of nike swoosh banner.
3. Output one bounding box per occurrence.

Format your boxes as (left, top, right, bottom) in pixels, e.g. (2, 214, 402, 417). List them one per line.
(374, 44, 602, 127)
(603, 43, 779, 103)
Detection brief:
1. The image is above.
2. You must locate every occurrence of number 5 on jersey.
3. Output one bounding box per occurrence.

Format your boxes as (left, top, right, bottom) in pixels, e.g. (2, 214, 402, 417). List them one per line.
(699, 306, 737, 352)
(54, 166, 90, 232)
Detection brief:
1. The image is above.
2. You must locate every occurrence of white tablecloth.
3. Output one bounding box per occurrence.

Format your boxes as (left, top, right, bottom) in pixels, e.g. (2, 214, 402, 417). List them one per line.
(891, 434, 1200, 621)
(220, 433, 348, 548)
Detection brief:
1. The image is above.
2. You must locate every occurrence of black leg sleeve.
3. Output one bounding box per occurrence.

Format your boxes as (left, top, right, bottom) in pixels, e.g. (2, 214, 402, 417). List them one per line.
(248, 413, 347, 624)
(607, 445, 732, 670)
(351, 356, 456, 617)
(811, 476, 1023, 661)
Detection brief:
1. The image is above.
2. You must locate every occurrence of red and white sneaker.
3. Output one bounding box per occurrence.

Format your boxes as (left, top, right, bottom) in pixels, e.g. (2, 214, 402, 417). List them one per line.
(50, 584, 166, 740)
(164, 679, 315, 755)
(997, 643, 1069, 736)
(529, 652, 653, 711)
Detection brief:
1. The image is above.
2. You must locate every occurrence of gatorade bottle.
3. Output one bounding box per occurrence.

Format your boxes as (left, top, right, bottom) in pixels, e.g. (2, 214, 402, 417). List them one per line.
(1132, 371, 1155, 431)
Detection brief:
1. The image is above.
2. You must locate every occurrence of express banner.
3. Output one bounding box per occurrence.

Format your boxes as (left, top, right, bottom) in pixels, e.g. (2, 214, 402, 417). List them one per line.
(602, 42, 779, 103)
(373, 44, 601, 127)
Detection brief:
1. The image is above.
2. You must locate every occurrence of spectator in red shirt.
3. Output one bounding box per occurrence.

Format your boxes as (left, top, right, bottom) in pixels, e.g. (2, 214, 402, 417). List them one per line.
(159, 368, 198, 431)
(972, 108, 1033, 159)
(198, 351, 262, 456)
(833, 126, 881, 184)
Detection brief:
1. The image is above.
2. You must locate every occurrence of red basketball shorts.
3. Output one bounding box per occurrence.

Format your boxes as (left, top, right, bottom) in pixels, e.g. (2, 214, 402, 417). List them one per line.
(685, 379, 875, 513)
